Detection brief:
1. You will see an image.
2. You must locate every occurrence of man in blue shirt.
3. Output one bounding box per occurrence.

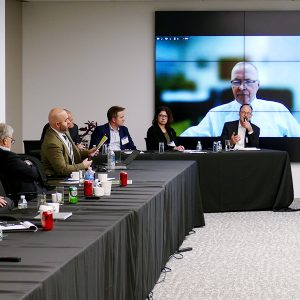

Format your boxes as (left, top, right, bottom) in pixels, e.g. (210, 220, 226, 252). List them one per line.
(89, 106, 136, 150)
(181, 62, 300, 137)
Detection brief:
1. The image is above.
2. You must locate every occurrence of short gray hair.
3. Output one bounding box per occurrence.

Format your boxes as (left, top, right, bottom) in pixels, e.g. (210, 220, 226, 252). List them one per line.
(0, 123, 14, 140)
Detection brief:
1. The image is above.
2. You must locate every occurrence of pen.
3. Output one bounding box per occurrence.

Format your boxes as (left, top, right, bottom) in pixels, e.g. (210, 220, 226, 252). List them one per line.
(0, 257, 21, 262)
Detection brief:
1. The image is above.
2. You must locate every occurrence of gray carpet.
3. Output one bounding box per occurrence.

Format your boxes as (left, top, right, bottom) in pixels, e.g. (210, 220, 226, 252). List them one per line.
(152, 199, 300, 300)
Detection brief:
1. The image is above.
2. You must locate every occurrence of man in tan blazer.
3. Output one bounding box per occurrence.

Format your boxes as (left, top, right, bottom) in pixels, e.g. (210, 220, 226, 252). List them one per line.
(41, 108, 98, 176)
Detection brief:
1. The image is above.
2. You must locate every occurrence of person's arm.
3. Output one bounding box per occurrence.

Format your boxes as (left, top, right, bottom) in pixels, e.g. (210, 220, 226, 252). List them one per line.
(146, 126, 162, 150)
(6, 153, 40, 182)
(43, 141, 88, 176)
(0, 196, 7, 207)
(121, 127, 136, 150)
(247, 125, 260, 147)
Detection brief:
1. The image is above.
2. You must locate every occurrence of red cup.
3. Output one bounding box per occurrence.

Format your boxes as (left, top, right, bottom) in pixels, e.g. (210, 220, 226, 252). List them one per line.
(41, 211, 54, 231)
(84, 180, 93, 196)
(119, 171, 128, 186)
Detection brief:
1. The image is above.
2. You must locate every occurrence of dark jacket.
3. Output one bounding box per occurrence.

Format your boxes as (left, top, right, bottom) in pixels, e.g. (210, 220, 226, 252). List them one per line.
(89, 123, 136, 150)
(0, 148, 42, 200)
(146, 124, 178, 151)
(221, 120, 260, 148)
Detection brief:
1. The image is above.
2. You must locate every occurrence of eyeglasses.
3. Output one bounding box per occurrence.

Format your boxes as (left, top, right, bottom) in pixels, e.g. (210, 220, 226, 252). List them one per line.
(231, 79, 258, 87)
(6, 136, 15, 144)
(240, 111, 252, 116)
(158, 114, 168, 119)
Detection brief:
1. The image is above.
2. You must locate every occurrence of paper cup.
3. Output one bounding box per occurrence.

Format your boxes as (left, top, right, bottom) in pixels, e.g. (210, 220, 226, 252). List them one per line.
(101, 181, 112, 196)
(98, 173, 108, 182)
(93, 186, 105, 197)
(71, 171, 80, 180)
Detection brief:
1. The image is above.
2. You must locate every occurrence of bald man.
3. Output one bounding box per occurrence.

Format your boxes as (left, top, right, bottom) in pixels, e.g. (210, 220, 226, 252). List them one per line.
(181, 62, 300, 137)
(41, 108, 98, 176)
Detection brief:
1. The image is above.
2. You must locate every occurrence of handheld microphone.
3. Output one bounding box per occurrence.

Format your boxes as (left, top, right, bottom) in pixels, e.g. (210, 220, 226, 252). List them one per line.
(244, 117, 249, 122)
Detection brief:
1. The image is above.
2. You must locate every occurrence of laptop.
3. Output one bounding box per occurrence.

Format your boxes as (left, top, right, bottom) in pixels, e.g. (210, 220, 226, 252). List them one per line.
(114, 150, 140, 169)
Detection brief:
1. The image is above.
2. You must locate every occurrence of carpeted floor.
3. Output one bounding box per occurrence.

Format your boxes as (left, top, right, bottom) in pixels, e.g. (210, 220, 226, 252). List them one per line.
(151, 199, 300, 300)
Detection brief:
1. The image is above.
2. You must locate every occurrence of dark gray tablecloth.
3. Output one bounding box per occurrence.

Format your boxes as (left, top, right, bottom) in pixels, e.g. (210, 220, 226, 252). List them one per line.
(0, 160, 203, 300)
(137, 149, 294, 212)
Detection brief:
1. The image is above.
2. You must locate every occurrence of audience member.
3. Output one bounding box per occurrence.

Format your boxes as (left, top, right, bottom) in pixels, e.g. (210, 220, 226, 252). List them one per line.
(89, 106, 136, 150)
(146, 106, 184, 151)
(221, 104, 260, 149)
(41, 108, 98, 176)
(41, 109, 84, 149)
(0, 123, 43, 200)
(181, 62, 300, 137)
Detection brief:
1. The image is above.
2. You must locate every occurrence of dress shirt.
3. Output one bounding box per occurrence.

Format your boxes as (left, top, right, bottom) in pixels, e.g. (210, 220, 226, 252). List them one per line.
(181, 98, 300, 137)
(109, 125, 121, 151)
(235, 122, 246, 149)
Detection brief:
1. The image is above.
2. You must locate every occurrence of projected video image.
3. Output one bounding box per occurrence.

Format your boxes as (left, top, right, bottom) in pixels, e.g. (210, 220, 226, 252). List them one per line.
(155, 12, 300, 137)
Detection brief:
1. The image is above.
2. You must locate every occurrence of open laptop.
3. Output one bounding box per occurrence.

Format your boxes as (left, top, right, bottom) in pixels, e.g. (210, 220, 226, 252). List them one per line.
(114, 150, 140, 169)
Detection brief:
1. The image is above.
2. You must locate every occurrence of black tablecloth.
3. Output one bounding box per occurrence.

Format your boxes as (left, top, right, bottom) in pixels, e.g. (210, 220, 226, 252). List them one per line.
(0, 160, 203, 300)
(137, 149, 294, 213)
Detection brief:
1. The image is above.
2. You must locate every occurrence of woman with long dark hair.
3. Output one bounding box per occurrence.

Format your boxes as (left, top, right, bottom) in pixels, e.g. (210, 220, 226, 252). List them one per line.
(146, 106, 184, 151)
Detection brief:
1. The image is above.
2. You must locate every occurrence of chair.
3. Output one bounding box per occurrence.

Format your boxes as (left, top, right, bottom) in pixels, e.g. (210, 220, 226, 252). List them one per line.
(144, 137, 150, 150)
(23, 140, 42, 160)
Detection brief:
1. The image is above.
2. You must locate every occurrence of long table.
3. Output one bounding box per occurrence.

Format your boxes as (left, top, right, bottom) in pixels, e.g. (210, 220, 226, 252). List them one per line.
(0, 160, 204, 300)
(137, 149, 294, 213)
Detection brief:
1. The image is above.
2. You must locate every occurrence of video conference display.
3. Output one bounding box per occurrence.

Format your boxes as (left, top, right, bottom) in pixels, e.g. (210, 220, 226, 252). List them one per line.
(155, 11, 300, 137)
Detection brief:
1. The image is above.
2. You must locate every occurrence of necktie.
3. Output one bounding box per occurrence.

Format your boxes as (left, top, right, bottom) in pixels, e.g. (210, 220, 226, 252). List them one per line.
(63, 134, 74, 164)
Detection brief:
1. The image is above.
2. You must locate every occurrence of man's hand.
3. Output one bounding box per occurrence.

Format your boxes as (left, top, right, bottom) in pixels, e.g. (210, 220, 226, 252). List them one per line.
(231, 132, 240, 145)
(87, 147, 99, 157)
(241, 120, 253, 133)
(76, 143, 85, 150)
(174, 145, 185, 151)
(0, 196, 7, 207)
(82, 158, 93, 169)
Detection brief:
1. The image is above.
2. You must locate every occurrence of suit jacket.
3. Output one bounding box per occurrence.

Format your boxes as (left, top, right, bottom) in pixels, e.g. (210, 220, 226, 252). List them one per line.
(221, 120, 260, 148)
(89, 123, 136, 150)
(41, 127, 89, 176)
(0, 148, 41, 200)
(146, 124, 178, 151)
(41, 123, 81, 144)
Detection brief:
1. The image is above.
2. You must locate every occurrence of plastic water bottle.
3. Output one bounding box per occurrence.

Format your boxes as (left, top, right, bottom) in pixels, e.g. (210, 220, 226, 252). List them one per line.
(84, 167, 94, 196)
(196, 141, 202, 151)
(18, 195, 27, 209)
(107, 147, 115, 170)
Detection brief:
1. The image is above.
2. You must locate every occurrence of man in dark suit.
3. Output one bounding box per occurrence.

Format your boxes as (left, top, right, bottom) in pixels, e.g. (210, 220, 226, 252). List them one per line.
(0, 123, 42, 200)
(89, 106, 136, 150)
(221, 104, 260, 148)
(41, 108, 98, 176)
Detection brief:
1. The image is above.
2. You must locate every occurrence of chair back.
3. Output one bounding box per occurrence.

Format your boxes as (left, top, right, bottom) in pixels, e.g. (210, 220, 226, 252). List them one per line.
(23, 140, 42, 160)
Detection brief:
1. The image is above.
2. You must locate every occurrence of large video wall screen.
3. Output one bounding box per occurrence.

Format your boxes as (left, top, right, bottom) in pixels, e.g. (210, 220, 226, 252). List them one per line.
(155, 11, 300, 137)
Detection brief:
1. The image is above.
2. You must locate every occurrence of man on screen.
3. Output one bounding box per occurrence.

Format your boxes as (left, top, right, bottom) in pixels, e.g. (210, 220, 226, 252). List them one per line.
(221, 104, 260, 149)
(181, 62, 300, 137)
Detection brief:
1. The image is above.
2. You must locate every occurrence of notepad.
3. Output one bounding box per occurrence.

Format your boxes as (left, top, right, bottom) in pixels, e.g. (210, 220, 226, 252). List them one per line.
(34, 212, 72, 220)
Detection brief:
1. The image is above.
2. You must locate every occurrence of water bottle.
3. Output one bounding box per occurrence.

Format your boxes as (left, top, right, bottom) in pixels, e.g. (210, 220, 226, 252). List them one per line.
(217, 141, 222, 152)
(107, 147, 115, 170)
(196, 141, 202, 151)
(18, 195, 27, 209)
(84, 167, 94, 196)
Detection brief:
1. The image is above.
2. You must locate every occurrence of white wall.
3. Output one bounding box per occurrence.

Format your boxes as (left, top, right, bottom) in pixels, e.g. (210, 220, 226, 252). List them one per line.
(22, 0, 300, 196)
(0, 0, 5, 122)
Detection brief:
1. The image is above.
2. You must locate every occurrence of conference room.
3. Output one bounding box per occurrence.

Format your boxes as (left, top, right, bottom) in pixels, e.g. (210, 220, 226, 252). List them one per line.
(2, 1, 300, 299)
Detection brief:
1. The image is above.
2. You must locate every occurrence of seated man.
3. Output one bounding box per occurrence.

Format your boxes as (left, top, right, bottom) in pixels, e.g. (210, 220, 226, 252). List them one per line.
(89, 106, 136, 150)
(221, 104, 260, 149)
(41, 109, 84, 149)
(0, 123, 43, 200)
(41, 108, 98, 176)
